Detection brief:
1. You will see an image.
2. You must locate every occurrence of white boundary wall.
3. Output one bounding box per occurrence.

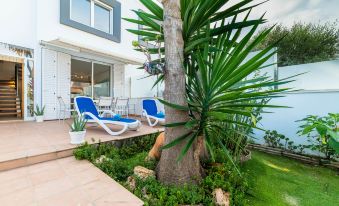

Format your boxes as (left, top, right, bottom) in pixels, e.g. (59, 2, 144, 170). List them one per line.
(254, 60, 339, 146)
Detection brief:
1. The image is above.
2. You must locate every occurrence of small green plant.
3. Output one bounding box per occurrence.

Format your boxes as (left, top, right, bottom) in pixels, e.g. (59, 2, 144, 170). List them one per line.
(263, 130, 298, 152)
(297, 113, 339, 160)
(70, 114, 87, 132)
(33, 105, 45, 116)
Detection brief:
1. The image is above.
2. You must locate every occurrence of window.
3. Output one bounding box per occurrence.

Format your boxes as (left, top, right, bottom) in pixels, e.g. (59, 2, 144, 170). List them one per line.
(94, 3, 112, 33)
(70, 0, 91, 26)
(60, 0, 121, 42)
(71, 59, 112, 100)
(70, 0, 113, 34)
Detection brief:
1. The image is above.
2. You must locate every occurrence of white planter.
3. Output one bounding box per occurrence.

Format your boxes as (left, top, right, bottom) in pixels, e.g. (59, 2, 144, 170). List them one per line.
(35, 115, 44, 123)
(69, 130, 86, 145)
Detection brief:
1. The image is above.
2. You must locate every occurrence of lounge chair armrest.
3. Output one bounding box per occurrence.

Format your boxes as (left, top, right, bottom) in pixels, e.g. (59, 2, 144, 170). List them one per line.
(82, 112, 98, 120)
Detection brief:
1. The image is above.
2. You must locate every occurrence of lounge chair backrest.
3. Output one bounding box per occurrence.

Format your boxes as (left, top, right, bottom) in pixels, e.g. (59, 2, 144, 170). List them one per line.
(143, 99, 158, 116)
(98, 97, 114, 108)
(75, 96, 99, 118)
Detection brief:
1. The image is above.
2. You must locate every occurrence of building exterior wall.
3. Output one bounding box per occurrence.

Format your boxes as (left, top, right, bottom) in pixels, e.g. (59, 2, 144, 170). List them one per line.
(0, 0, 148, 120)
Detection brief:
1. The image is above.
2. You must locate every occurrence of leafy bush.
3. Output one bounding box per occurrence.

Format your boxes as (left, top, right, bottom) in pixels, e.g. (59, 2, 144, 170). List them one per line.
(263, 130, 297, 151)
(253, 22, 339, 66)
(73, 135, 250, 205)
(297, 113, 339, 160)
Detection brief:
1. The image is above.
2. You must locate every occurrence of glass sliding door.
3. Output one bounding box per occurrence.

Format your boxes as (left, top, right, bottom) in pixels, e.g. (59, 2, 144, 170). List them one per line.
(71, 58, 112, 102)
(93, 63, 111, 99)
(71, 59, 92, 99)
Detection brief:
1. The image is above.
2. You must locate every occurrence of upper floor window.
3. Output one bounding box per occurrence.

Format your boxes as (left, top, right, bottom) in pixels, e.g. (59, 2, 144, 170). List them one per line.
(70, 0, 113, 34)
(60, 0, 121, 42)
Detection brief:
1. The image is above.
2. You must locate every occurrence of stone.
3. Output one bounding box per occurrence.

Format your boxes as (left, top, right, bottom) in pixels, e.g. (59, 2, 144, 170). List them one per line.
(213, 188, 230, 206)
(95, 155, 109, 164)
(133, 166, 155, 180)
(126, 176, 136, 191)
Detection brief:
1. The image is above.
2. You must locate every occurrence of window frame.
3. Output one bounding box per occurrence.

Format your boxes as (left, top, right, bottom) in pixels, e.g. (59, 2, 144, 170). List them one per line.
(60, 0, 121, 42)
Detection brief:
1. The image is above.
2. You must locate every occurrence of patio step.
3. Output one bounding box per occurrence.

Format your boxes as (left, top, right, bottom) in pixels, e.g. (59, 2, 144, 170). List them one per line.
(0, 112, 21, 116)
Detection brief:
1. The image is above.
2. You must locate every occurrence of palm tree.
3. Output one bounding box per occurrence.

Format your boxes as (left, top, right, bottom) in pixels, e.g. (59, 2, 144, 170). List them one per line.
(125, 0, 292, 185)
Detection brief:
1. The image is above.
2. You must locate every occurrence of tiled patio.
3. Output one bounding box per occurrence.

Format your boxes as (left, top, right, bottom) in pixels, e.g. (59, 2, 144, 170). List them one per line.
(0, 119, 163, 171)
(0, 156, 143, 206)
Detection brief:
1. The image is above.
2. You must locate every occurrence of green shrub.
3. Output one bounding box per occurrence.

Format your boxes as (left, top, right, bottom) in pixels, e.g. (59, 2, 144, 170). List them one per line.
(253, 22, 339, 66)
(73, 134, 249, 205)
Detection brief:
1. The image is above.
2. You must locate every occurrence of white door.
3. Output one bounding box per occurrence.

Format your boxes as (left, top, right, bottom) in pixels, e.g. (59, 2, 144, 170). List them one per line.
(42, 49, 57, 120)
(57, 52, 71, 119)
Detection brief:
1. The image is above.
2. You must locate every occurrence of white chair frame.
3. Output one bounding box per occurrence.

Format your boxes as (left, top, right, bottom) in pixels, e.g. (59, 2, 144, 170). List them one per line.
(74, 96, 141, 136)
(141, 99, 165, 127)
(57, 96, 74, 122)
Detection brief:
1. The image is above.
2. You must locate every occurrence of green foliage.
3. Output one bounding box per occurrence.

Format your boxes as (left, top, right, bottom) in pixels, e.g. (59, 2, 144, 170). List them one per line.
(244, 151, 339, 206)
(253, 22, 339, 66)
(33, 105, 45, 116)
(263, 130, 298, 152)
(297, 113, 339, 159)
(74, 134, 158, 181)
(74, 135, 249, 205)
(69, 114, 87, 132)
(126, 0, 294, 172)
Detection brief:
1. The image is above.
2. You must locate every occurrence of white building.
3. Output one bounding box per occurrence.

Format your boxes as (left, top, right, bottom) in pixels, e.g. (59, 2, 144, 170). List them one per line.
(0, 0, 153, 121)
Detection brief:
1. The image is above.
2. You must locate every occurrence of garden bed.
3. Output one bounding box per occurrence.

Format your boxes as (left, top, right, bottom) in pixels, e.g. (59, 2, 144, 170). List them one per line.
(73, 134, 249, 206)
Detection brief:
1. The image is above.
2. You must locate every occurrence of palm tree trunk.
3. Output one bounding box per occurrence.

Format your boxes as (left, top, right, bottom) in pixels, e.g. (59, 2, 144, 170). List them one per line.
(157, 0, 202, 185)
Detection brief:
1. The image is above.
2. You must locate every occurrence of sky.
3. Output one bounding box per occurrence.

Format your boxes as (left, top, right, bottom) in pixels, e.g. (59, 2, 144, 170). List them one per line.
(234, 0, 339, 27)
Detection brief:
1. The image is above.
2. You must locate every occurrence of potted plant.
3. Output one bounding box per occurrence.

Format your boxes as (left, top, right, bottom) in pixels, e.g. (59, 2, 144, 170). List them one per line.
(34, 105, 45, 123)
(69, 114, 87, 145)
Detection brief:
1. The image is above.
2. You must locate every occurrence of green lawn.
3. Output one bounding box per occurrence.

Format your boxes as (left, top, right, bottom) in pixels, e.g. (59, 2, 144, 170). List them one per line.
(242, 151, 339, 206)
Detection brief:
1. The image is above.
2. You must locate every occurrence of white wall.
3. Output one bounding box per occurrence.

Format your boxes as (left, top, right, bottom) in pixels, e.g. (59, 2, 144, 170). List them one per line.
(279, 60, 339, 91)
(36, 0, 146, 61)
(0, 0, 37, 48)
(254, 59, 339, 149)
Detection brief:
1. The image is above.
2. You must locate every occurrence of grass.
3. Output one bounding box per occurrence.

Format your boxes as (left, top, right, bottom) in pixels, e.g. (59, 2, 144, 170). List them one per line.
(243, 150, 339, 206)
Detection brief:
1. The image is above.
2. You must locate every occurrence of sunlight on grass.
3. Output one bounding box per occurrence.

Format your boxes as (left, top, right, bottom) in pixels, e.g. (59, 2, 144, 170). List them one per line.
(262, 160, 290, 172)
(284, 194, 299, 206)
(243, 151, 339, 206)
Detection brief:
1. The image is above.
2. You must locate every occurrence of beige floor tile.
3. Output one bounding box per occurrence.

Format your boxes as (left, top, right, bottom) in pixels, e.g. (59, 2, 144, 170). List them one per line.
(0, 157, 143, 205)
(0, 166, 27, 183)
(27, 160, 60, 174)
(36, 188, 89, 206)
(34, 176, 76, 200)
(0, 187, 35, 206)
(0, 176, 31, 197)
(29, 167, 66, 186)
(68, 166, 102, 186)
(78, 180, 114, 201)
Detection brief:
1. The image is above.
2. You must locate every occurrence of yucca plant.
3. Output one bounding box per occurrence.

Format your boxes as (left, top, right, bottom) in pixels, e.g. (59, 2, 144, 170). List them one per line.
(126, 0, 294, 184)
(33, 105, 45, 116)
(160, 24, 294, 168)
(70, 114, 87, 132)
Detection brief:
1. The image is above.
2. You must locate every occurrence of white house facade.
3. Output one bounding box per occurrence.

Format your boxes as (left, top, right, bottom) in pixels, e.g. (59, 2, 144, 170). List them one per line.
(0, 0, 149, 121)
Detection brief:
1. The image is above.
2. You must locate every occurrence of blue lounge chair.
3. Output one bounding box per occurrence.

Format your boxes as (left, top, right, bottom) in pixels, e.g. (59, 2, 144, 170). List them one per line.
(74, 96, 141, 136)
(142, 99, 165, 127)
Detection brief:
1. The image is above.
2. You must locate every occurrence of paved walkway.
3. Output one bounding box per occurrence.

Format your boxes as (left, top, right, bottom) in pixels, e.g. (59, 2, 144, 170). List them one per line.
(0, 157, 143, 206)
(0, 119, 163, 171)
